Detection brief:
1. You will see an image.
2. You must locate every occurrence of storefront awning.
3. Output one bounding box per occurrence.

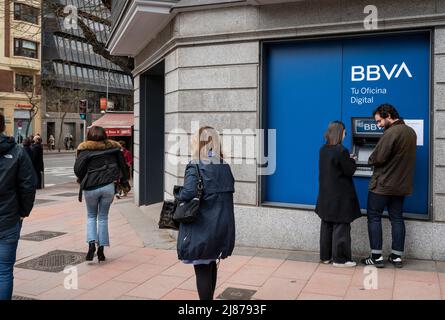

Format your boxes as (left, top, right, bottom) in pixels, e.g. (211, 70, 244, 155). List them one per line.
(90, 112, 134, 137)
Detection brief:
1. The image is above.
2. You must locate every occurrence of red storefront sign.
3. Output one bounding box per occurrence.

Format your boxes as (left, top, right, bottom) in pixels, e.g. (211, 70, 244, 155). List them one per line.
(105, 128, 132, 136)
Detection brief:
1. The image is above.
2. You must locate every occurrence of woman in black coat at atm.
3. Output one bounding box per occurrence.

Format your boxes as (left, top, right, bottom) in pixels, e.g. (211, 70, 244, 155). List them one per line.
(315, 121, 362, 267)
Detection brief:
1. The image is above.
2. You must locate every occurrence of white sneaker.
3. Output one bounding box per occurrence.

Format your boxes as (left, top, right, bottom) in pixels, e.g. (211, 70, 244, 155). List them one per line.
(321, 260, 331, 264)
(333, 261, 357, 268)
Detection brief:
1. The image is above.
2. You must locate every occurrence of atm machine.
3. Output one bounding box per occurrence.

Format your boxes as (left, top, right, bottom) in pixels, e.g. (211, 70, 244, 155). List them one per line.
(351, 117, 384, 177)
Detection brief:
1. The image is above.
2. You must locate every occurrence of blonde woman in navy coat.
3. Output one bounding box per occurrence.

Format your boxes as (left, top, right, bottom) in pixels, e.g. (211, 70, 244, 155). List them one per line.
(175, 126, 235, 300)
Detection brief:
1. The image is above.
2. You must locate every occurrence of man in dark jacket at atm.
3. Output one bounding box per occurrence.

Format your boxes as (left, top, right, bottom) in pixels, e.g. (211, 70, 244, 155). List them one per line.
(361, 104, 417, 269)
(0, 112, 37, 300)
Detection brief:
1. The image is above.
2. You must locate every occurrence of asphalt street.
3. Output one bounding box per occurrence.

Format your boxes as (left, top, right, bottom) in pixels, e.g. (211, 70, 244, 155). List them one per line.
(43, 153, 76, 187)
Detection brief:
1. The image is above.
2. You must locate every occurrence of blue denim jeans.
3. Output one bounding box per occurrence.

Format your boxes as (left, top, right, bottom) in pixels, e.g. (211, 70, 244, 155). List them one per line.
(367, 192, 405, 256)
(0, 221, 22, 300)
(84, 183, 115, 246)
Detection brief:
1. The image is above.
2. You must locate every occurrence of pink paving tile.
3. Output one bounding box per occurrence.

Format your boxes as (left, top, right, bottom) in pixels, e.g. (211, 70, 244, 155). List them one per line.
(350, 266, 395, 290)
(161, 262, 196, 278)
(393, 280, 441, 300)
(395, 269, 439, 284)
(14, 273, 66, 296)
(252, 277, 307, 300)
(316, 263, 356, 276)
(302, 272, 352, 297)
(161, 289, 199, 300)
(118, 295, 152, 300)
(76, 280, 139, 300)
(103, 245, 140, 259)
(147, 251, 180, 268)
(272, 260, 318, 281)
(297, 292, 343, 300)
(122, 239, 144, 247)
(126, 275, 189, 300)
(14, 268, 50, 281)
(38, 285, 87, 300)
(78, 267, 126, 290)
(440, 280, 445, 298)
(247, 257, 285, 269)
(344, 286, 393, 300)
(215, 270, 236, 288)
(115, 263, 169, 284)
(227, 264, 279, 287)
(178, 275, 197, 291)
(99, 256, 143, 272)
(218, 255, 253, 273)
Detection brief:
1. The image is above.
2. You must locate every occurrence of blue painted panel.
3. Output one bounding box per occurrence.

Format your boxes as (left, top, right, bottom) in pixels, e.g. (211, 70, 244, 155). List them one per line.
(265, 41, 342, 205)
(341, 33, 430, 214)
(264, 32, 430, 215)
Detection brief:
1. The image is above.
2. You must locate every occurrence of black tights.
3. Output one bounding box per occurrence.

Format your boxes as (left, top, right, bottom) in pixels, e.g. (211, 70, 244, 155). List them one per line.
(194, 261, 218, 300)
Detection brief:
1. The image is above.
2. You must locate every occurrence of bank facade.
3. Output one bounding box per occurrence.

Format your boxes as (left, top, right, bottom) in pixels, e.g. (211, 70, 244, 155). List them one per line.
(108, 0, 445, 260)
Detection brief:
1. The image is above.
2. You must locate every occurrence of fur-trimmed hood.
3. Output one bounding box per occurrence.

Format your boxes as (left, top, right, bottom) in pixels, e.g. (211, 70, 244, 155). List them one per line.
(77, 139, 121, 153)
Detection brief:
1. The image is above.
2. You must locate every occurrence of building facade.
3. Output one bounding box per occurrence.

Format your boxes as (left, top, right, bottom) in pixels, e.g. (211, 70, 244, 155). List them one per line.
(41, 0, 133, 149)
(108, 0, 445, 260)
(0, 0, 42, 140)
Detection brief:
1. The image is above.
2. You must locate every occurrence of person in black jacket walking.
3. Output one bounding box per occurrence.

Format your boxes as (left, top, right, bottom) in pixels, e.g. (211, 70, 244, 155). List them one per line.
(0, 113, 37, 300)
(74, 126, 129, 263)
(31, 136, 44, 189)
(175, 126, 235, 300)
(315, 121, 361, 268)
(22, 137, 33, 160)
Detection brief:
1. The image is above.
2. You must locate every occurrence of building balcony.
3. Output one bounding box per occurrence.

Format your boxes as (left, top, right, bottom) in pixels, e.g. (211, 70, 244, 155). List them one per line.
(107, 0, 178, 56)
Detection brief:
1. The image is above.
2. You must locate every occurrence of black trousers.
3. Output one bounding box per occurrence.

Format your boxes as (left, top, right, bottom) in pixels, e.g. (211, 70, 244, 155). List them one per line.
(320, 220, 352, 264)
(194, 261, 218, 300)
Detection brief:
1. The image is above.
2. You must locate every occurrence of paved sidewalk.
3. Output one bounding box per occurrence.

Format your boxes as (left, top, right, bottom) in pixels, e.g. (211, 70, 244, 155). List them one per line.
(12, 186, 445, 300)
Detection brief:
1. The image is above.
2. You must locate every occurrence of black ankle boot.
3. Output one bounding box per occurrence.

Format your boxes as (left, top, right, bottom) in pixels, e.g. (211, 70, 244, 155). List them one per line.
(97, 246, 106, 262)
(86, 241, 96, 261)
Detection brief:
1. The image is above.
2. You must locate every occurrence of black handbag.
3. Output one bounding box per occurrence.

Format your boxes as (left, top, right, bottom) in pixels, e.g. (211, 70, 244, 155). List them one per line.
(172, 163, 203, 224)
(158, 200, 179, 230)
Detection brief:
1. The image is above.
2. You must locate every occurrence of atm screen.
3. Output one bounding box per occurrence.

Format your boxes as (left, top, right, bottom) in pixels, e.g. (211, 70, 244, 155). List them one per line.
(354, 119, 383, 135)
(357, 146, 373, 163)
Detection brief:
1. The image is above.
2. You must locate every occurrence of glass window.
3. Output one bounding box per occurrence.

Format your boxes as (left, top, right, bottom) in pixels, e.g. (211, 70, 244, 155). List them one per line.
(14, 3, 39, 25)
(15, 74, 34, 92)
(71, 65, 76, 78)
(64, 64, 70, 78)
(14, 38, 38, 58)
(77, 66, 82, 78)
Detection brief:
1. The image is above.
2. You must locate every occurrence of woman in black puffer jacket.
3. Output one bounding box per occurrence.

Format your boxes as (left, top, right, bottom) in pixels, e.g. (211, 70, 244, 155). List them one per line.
(74, 126, 129, 262)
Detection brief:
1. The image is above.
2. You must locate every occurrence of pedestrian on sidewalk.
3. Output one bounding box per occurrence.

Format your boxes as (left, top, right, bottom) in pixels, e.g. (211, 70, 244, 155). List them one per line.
(74, 126, 130, 263)
(174, 126, 235, 300)
(118, 141, 132, 196)
(315, 120, 361, 268)
(31, 136, 44, 189)
(22, 137, 33, 160)
(361, 104, 417, 269)
(48, 135, 55, 151)
(0, 112, 37, 300)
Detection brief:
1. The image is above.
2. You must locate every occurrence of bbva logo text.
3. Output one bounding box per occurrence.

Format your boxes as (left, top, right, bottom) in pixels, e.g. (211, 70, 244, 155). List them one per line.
(351, 62, 412, 81)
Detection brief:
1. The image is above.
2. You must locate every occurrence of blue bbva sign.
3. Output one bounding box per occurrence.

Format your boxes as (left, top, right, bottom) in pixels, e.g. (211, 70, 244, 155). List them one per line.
(265, 32, 430, 216)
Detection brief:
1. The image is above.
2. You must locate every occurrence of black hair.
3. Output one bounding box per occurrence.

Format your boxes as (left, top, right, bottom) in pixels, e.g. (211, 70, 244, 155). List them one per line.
(373, 103, 400, 120)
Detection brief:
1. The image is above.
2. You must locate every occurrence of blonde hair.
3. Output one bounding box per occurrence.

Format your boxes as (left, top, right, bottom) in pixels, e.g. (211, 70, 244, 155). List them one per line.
(191, 126, 223, 161)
